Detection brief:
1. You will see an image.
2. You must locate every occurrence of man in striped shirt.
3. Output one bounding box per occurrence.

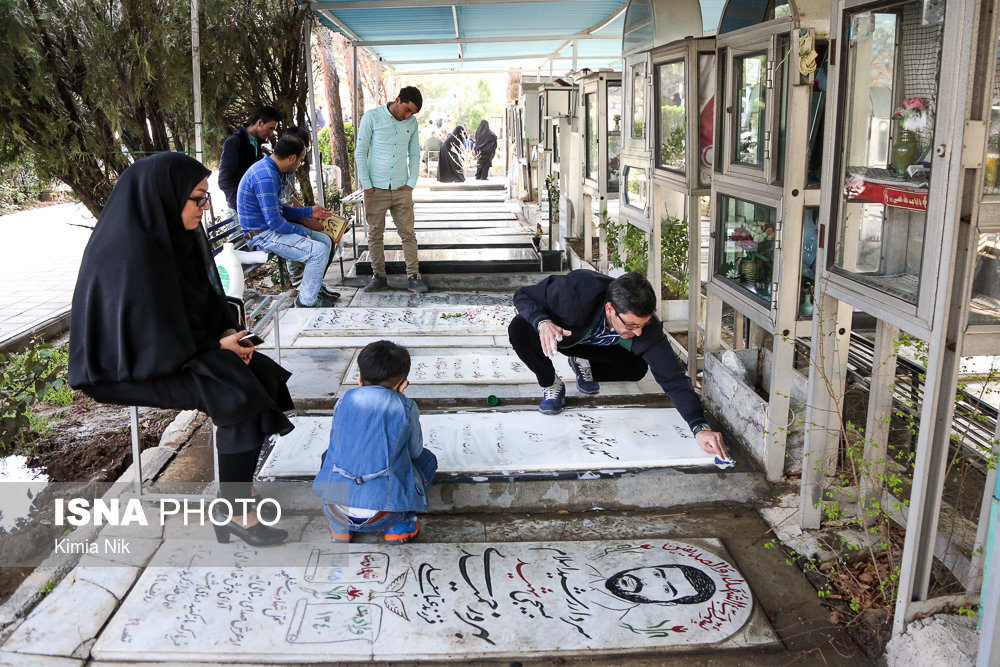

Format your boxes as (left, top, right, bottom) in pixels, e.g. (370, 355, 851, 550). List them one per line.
(355, 86, 427, 293)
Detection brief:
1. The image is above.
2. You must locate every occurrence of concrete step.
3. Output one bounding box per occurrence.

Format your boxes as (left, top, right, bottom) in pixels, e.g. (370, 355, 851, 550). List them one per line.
(355, 247, 541, 275)
(359, 234, 534, 250)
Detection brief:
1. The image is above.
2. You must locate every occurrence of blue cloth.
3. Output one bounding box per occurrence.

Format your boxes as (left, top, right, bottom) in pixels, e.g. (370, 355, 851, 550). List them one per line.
(354, 104, 420, 191)
(236, 157, 312, 236)
(579, 316, 621, 347)
(312, 385, 437, 513)
(247, 223, 330, 306)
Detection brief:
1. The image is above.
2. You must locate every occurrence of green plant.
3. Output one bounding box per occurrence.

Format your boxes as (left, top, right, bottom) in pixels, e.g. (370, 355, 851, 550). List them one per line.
(599, 213, 648, 275)
(0, 341, 71, 453)
(658, 105, 685, 167)
(39, 579, 55, 597)
(318, 124, 354, 173)
(660, 216, 689, 300)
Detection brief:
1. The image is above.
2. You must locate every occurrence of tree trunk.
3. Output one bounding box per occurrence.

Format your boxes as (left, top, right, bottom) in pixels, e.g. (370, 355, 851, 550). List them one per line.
(315, 21, 351, 187)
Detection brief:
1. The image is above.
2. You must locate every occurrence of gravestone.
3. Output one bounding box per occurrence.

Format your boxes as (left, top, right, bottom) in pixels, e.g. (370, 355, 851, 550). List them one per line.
(257, 408, 715, 479)
(91, 538, 774, 661)
(300, 307, 515, 337)
(347, 292, 514, 309)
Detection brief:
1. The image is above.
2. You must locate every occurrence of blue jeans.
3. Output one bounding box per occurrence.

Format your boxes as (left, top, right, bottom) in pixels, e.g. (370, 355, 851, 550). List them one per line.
(249, 224, 331, 305)
(321, 504, 412, 534)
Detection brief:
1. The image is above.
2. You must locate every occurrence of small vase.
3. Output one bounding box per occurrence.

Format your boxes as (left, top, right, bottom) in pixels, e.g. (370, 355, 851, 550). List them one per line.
(737, 256, 765, 285)
(799, 294, 814, 317)
(891, 130, 921, 176)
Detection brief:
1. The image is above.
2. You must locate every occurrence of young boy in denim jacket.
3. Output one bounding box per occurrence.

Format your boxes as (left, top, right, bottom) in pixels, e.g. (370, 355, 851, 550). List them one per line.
(312, 340, 437, 543)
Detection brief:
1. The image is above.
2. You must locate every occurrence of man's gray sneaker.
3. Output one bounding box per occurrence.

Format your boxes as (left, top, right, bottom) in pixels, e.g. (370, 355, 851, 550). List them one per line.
(364, 274, 389, 292)
(408, 274, 429, 294)
(294, 294, 338, 308)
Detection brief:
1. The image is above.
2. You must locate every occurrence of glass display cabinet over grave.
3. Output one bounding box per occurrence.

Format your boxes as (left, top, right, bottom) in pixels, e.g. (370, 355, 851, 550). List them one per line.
(645, 37, 716, 379)
(702, 0, 831, 483)
(821, 0, 968, 335)
(539, 83, 573, 247)
(609, 0, 705, 280)
(518, 82, 544, 203)
(575, 70, 622, 265)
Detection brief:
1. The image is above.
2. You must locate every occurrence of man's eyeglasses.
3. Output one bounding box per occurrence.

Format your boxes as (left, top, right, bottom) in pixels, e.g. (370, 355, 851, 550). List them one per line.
(188, 193, 211, 207)
(611, 305, 646, 332)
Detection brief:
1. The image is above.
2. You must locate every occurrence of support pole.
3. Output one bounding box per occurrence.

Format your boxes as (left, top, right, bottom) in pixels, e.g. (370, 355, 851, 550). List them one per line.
(572, 39, 577, 72)
(190, 0, 203, 164)
(304, 19, 325, 207)
(352, 42, 360, 190)
(861, 320, 900, 512)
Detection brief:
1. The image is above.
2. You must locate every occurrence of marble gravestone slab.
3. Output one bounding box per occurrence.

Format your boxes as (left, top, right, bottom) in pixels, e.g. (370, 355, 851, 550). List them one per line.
(92, 538, 772, 662)
(300, 307, 516, 337)
(343, 353, 536, 385)
(257, 408, 715, 479)
(348, 292, 513, 308)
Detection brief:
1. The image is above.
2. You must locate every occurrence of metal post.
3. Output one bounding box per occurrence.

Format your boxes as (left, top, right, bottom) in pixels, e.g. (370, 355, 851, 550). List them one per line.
(572, 39, 577, 72)
(352, 43, 360, 191)
(190, 0, 203, 164)
(303, 18, 325, 207)
(130, 406, 143, 497)
(862, 321, 900, 512)
(976, 456, 1000, 665)
(970, 419, 1000, 591)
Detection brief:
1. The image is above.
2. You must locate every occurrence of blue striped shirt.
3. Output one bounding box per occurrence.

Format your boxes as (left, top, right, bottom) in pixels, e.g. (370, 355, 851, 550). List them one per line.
(355, 105, 420, 190)
(236, 156, 311, 236)
(580, 316, 622, 347)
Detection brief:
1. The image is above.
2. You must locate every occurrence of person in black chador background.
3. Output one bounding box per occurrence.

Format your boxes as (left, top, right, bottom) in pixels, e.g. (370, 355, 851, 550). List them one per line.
(473, 120, 497, 181)
(68, 152, 294, 547)
(437, 125, 467, 183)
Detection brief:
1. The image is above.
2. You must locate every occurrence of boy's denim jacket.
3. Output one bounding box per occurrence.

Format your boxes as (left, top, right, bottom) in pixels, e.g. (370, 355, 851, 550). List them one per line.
(312, 385, 436, 513)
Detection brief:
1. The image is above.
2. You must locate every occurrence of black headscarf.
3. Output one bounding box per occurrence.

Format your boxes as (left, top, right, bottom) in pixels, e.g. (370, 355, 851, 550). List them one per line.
(69, 152, 235, 387)
(474, 120, 497, 158)
(437, 125, 467, 183)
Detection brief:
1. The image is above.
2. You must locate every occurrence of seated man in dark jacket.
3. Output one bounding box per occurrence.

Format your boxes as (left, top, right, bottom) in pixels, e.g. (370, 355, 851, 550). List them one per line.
(509, 270, 727, 457)
(218, 106, 281, 214)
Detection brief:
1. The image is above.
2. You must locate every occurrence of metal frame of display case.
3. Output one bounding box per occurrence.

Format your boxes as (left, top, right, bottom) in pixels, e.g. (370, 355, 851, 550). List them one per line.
(574, 70, 623, 266)
(648, 37, 716, 376)
(519, 82, 544, 203)
(704, 8, 828, 484)
(801, 0, 1000, 641)
(539, 84, 573, 248)
(618, 53, 653, 243)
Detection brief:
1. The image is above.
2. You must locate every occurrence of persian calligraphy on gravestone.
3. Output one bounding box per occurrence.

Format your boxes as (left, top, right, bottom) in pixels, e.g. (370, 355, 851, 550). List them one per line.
(92, 539, 767, 661)
(343, 354, 536, 385)
(256, 409, 716, 479)
(301, 307, 515, 336)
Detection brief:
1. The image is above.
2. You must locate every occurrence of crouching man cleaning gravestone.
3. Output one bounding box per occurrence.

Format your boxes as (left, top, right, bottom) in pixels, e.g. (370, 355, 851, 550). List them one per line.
(508, 270, 731, 461)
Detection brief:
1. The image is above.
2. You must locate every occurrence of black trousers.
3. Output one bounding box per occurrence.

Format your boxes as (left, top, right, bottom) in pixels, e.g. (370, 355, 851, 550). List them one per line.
(475, 158, 492, 180)
(508, 315, 648, 387)
(82, 354, 287, 500)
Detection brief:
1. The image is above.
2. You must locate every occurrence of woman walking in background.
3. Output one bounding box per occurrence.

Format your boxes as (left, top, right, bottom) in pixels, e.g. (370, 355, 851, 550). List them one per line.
(437, 125, 467, 183)
(68, 152, 294, 547)
(473, 120, 497, 181)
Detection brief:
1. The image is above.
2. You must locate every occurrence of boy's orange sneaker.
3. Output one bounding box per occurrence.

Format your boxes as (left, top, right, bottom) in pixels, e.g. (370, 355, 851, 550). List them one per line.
(330, 524, 352, 542)
(384, 518, 419, 544)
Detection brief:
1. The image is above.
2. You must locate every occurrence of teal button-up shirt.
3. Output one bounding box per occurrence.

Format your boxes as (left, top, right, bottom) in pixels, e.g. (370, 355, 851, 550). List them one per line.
(355, 104, 420, 190)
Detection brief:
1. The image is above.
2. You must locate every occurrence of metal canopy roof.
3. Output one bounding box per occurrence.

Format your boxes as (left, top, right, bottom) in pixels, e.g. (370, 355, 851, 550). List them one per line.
(311, 0, 726, 75)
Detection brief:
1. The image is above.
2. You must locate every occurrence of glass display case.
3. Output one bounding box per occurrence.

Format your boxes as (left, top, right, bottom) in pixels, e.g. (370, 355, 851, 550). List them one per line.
(716, 193, 777, 305)
(655, 58, 686, 173)
(623, 166, 649, 213)
(580, 72, 623, 198)
(828, 0, 946, 306)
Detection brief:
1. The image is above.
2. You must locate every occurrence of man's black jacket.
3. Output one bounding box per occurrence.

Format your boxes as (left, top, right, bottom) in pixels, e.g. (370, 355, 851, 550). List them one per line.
(513, 269, 707, 430)
(218, 126, 264, 211)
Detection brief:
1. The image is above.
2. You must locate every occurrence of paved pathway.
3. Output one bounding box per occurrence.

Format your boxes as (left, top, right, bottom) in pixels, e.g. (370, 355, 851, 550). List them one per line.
(0, 202, 94, 346)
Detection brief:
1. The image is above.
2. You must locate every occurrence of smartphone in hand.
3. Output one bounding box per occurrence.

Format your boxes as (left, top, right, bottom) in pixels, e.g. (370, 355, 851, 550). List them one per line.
(239, 332, 265, 347)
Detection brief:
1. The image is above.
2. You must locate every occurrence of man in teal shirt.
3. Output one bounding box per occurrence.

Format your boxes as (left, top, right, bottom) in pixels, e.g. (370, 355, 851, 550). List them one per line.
(355, 86, 427, 293)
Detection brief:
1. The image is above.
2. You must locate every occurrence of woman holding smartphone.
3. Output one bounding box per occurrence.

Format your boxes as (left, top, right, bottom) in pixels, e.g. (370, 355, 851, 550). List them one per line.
(68, 152, 294, 546)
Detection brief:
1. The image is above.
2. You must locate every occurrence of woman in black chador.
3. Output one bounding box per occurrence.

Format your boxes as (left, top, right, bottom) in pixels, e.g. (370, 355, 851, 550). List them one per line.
(473, 120, 497, 181)
(437, 125, 467, 183)
(68, 152, 294, 547)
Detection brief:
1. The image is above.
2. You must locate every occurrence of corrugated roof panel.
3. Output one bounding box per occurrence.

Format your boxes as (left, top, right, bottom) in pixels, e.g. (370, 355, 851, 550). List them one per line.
(455, 0, 624, 38)
(321, 6, 457, 41)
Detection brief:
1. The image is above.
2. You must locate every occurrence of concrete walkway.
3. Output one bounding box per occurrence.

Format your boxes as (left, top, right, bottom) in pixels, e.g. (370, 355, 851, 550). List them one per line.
(0, 202, 94, 347)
